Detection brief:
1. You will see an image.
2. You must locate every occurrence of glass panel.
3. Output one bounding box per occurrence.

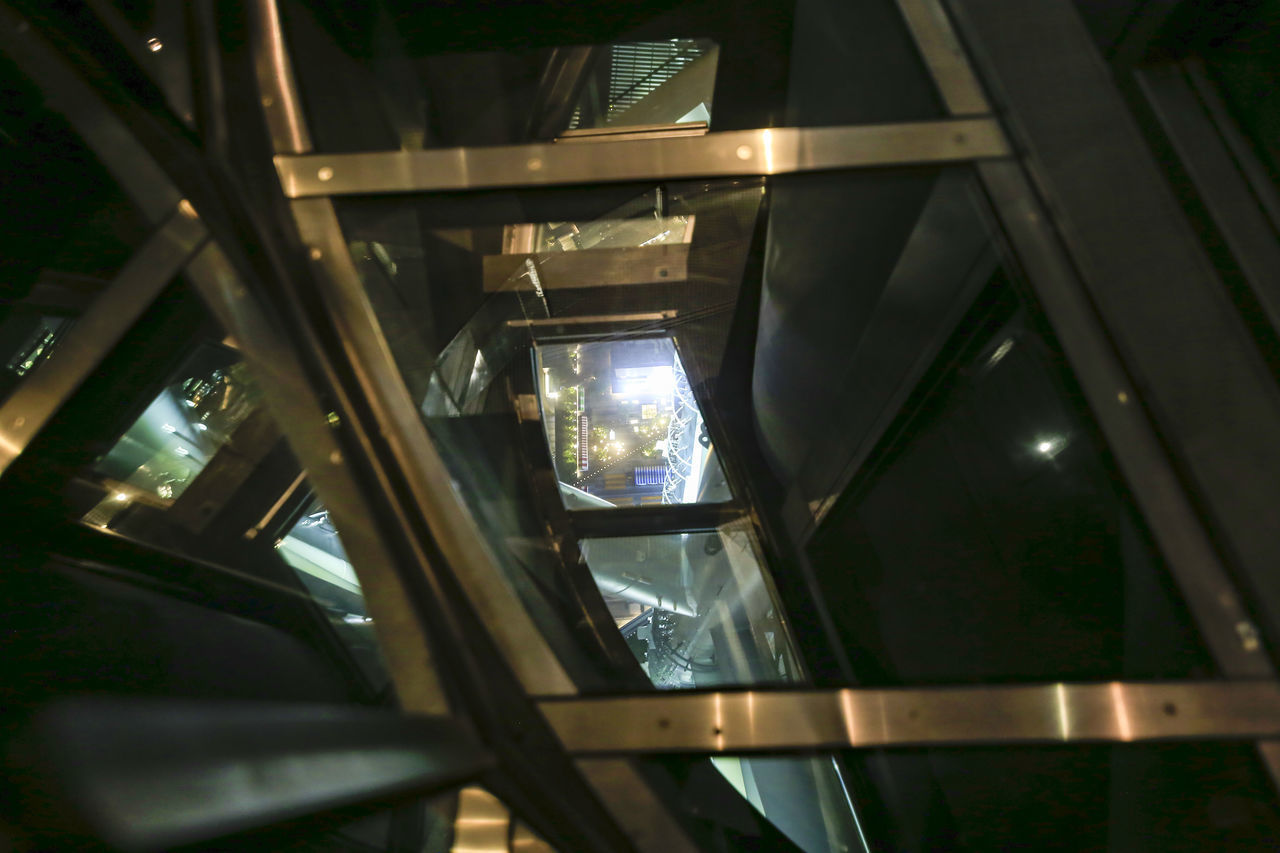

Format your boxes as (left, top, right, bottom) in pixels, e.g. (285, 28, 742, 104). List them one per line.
(771, 168, 1215, 685)
(535, 338, 729, 508)
(580, 521, 798, 687)
(68, 296, 390, 694)
(1173, 1, 1280, 190)
(0, 52, 150, 405)
(579, 522, 869, 851)
(277, 498, 387, 688)
(565, 39, 718, 132)
(332, 178, 762, 685)
(280, 0, 941, 153)
(850, 742, 1280, 852)
(81, 344, 266, 519)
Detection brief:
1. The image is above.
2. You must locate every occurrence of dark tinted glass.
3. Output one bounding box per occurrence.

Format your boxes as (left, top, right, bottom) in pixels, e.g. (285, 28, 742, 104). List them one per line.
(0, 53, 149, 404)
(779, 170, 1214, 686)
(280, 0, 942, 152)
(579, 524, 799, 689)
(852, 743, 1280, 852)
(65, 290, 390, 694)
(1170, 0, 1280, 190)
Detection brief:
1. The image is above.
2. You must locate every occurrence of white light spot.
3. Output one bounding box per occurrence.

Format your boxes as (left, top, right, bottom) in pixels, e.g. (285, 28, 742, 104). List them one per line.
(1037, 441, 1053, 454)
(988, 338, 1014, 366)
(146, 37, 163, 52)
(114, 492, 129, 502)
(174, 447, 189, 457)
(162, 423, 177, 433)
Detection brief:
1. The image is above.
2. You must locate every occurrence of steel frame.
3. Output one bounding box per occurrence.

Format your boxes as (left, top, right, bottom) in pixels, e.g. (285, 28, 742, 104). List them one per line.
(7, 0, 1280, 847)
(542, 681, 1280, 753)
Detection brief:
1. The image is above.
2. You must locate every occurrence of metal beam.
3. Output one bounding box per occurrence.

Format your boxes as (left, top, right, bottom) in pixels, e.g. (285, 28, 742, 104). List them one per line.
(275, 119, 1010, 197)
(0, 208, 208, 477)
(894, 0, 991, 114)
(541, 682, 1280, 754)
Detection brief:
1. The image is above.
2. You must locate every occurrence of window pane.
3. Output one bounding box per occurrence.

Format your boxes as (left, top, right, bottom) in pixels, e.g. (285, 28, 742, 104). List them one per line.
(277, 498, 387, 688)
(579, 521, 869, 851)
(850, 742, 1280, 851)
(771, 169, 1216, 685)
(81, 344, 266, 517)
(580, 521, 799, 688)
(331, 178, 762, 685)
(280, 0, 941, 153)
(68, 294, 390, 695)
(0, 52, 150, 405)
(536, 338, 730, 508)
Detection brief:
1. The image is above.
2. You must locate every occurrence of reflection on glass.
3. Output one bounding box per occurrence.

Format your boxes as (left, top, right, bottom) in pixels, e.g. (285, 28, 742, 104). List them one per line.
(277, 498, 388, 688)
(73, 337, 389, 692)
(806, 284, 1216, 685)
(81, 345, 265, 527)
(581, 525, 866, 852)
(4, 316, 70, 378)
(566, 39, 718, 132)
(581, 521, 797, 687)
(283, 0, 719, 152)
(537, 339, 729, 508)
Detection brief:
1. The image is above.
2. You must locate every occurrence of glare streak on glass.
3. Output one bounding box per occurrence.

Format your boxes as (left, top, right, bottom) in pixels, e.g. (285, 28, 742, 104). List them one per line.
(841, 688, 859, 745)
(714, 691, 725, 750)
(1111, 681, 1134, 741)
(1056, 681, 1070, 741)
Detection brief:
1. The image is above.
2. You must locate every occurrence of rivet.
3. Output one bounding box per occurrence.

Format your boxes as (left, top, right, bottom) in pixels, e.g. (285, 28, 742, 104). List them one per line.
(13, 416, 25, 428)
(1117, 391, 1129, 404)
(261, 95, 275, 108)
(329, 450, 342, 464)
(317, 166, 334, 182)
(736, 144, 753, 160)
(146, 37, 163, 53)
(309, 247, 323, 260)
(526, 157, 543, 171)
